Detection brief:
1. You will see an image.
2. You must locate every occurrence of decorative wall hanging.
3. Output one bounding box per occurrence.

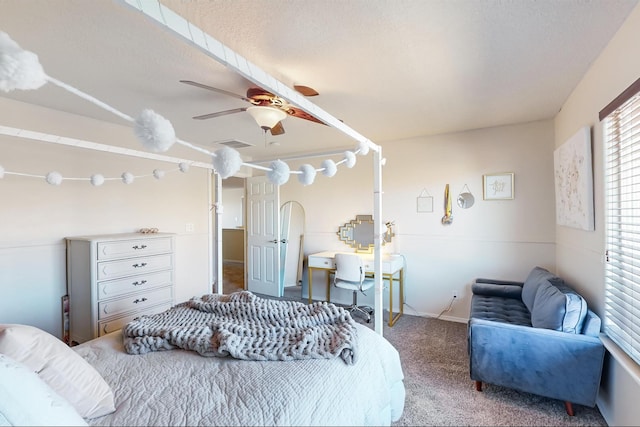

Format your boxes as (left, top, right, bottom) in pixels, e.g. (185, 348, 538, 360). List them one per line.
(456, 184, 475, 209)
(483, 173, 514, 200)
(553, 126, 594, 231)
(441, 184, 453, 225)
(416, 189, 433, 213)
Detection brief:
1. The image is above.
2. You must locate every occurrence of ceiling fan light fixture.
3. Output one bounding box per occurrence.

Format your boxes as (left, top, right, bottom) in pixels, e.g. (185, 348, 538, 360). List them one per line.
(247, 106, 287, 130)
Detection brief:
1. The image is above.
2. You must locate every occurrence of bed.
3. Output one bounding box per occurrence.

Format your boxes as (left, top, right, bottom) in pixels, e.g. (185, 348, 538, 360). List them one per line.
(0, 293, 405, 427)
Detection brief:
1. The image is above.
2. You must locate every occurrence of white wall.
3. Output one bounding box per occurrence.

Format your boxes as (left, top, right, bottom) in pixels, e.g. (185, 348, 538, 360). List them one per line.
(220, 187, 244, 228)
(0, 98, 212, 338)
(280, 119, 557, 321)
(554, 4, 640, 426)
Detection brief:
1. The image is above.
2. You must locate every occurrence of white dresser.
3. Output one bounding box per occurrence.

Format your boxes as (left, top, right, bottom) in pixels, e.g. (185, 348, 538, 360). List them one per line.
(66, 232, 175, 344)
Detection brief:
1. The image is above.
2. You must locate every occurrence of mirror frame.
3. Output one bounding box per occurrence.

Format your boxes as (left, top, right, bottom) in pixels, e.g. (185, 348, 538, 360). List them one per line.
(337, 214, 393, 253)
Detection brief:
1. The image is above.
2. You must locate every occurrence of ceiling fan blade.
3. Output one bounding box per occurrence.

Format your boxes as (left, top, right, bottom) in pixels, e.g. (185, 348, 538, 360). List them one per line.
(286, 107, 326, 125)
(270, 121, 285, 136)
(180, 80, 251, 102)
(193, 107, 247, 120)
(294, 85, 319, 96)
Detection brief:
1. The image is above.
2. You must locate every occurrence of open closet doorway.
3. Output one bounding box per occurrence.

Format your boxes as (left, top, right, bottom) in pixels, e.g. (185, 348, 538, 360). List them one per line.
(220, 176, 246, 294)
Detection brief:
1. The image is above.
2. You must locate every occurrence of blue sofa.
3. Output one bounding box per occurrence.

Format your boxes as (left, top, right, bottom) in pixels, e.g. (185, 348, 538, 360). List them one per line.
(467, 266, 605, 416)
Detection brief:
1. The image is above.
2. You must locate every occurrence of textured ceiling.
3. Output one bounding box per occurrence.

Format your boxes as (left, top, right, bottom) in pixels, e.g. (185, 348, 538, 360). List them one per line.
(0, 0, 638, 164)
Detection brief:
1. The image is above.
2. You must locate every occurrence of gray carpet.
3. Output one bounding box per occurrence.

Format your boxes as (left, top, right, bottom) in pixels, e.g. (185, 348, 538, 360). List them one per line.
(378, 313, 607, 427)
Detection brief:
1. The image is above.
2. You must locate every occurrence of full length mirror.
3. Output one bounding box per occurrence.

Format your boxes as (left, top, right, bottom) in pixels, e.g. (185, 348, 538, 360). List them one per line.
(337, 215, 393, 253)
(280, 201, 305, 293)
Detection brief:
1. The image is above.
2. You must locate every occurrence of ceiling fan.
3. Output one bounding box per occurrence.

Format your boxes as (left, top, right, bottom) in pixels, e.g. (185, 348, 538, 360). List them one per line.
(179, 80, 324, 136)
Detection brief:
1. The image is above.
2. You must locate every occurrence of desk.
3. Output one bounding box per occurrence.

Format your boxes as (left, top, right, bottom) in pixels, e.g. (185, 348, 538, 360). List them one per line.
(307, 251, 405, 326)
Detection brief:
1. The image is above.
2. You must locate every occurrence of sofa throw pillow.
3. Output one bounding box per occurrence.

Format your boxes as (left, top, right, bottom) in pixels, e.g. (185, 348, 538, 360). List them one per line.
(530, 280, 588, 333)
(0, 324, 116, 419)
(521, 266, 563, 312)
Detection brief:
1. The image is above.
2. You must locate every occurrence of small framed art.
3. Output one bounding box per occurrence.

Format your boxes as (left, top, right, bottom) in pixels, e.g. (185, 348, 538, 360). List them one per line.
(483, 173, 514, 200)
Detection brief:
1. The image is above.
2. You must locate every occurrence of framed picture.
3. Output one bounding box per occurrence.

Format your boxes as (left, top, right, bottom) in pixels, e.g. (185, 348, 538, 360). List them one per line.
(553, 126, 594, 231)
(483, 173, 514, 200)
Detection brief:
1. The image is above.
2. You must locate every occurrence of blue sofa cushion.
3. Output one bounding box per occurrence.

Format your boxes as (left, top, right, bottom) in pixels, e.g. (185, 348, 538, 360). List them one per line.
(521, 266, 564, 312)
(472, 282, 522, 299)
(530, 280, 588, 333)
(470, 295, 531, 326)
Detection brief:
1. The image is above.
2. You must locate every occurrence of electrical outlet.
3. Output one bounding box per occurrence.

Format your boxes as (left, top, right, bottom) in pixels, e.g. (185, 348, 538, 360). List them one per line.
(185, 223, 194, 232)
(452, 290, 458, 299)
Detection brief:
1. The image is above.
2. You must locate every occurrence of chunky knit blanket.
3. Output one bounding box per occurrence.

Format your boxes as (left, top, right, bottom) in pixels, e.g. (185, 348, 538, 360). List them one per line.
(122, 291, 359, 365)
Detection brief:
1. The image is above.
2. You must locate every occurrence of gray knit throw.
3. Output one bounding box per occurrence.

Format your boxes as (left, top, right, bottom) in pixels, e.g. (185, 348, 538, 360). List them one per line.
(122, 291, 359, 365)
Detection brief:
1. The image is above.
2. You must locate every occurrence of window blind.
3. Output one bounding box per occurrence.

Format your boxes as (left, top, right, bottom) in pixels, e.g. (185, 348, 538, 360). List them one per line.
(604, 88, 640, 367)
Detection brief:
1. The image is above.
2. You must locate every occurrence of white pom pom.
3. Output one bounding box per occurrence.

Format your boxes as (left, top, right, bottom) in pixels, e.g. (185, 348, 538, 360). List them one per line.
(0, 165, 4, 179)
(267, 160, 290, 185)
(298, 164, 317, 186)
(153, 169, 165, 180)
(357, 141, 370, 156)
(179, 162, 190, 173)
(321, 159, 337, 177)
(45, 171, 62, 186)
(121, 172, 134, 184)
(212, 147, 243, 179)
(0, 32, 47, 92)
(344, 151, 357, 168)
(90, 174, 105, 186)
(134, 109, 176, 153)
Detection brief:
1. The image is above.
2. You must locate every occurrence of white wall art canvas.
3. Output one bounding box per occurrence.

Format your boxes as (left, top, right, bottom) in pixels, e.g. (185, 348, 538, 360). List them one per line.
(554, 126, 594, 231)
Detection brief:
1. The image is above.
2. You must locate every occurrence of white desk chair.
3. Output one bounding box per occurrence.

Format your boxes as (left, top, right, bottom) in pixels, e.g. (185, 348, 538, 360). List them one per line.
(333, 253, 375, 323)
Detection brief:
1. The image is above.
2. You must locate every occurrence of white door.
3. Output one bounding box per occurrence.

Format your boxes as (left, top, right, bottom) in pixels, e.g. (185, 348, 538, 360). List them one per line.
(246, 176, 281, 297)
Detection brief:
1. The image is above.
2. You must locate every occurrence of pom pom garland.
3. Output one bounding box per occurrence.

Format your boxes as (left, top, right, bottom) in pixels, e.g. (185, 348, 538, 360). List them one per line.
(321, 159, 337, 177)
(212, 147, 243, 179)
(90, 174, 105, 186)
(357, 141, 370, 156)
(0, 32, 47, 92)
(267, 160, 290, 185)
(298, 164, 316, 186)
(1, 31, 382, 188)
(121, 172, 134, 184)
(133, 109, 176, 153)
(344, 151, 357, 168)
(45, 171, 62, 186)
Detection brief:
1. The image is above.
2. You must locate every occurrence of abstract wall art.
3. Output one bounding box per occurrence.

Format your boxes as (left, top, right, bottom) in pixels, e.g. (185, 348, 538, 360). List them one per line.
(553, 126, 595, 231)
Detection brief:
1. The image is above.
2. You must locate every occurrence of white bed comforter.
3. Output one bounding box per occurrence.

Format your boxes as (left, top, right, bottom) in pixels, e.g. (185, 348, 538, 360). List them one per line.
(74, 323, 405, 427)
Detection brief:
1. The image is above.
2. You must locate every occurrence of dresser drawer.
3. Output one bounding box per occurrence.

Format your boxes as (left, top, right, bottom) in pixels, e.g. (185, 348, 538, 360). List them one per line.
(97, 254, 173, 281)
(308, 256, 336, 269)
(97, 237, 173, 260)
(98, 286, 173, 320)
(97, 270, 173, 301)
(98, 302, 172, 336)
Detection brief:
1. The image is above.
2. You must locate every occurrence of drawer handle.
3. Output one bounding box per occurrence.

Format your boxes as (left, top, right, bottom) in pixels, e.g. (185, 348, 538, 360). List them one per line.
(133, 297, 148, 304)
(132, 245, 147, 250)
(132, 280, 147, 286)
(132, 262, 148, 268)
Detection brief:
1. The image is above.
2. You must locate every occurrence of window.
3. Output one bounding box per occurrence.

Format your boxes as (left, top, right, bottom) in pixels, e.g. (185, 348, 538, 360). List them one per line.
(602, 77, 640, 366)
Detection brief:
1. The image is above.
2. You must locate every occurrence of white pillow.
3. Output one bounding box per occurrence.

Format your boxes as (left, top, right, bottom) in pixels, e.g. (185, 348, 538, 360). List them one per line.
(0, 353, 88, 426)
(0, 324, 115, 419)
